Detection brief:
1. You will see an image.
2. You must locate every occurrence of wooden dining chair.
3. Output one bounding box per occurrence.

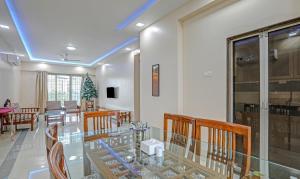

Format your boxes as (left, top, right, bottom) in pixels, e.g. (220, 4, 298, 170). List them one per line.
(194, 118, 251, 178)
(83, 111, 119, 141)
(163, 113, 195, 148)
(45, 124, 58, 179)
(45, 124, 58, 156)
(49, 142, 68, 179)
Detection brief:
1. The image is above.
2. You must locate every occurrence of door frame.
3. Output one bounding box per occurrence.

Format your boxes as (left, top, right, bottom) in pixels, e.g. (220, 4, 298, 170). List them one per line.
(227, 18, 300, 175)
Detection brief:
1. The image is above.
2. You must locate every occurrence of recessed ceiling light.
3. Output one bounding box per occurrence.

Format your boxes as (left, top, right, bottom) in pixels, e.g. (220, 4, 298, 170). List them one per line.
(136, 23, 145, 27)
(0, 24, 10, 30)
(132, 49, 140, 55)
(66, 46, 76, 51)
(125, 48, 132, 51)
(289, 31, 298, 37)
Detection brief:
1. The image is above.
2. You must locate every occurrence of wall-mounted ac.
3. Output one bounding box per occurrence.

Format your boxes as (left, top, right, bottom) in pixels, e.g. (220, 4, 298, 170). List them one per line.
(0, 53, 21, 66)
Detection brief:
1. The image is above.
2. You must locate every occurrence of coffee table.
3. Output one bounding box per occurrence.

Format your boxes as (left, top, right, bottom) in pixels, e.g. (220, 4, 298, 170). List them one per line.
(45, 110, 65, 126)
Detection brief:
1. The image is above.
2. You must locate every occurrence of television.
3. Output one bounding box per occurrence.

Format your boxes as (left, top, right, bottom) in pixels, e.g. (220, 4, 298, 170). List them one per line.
(107, 87, 117, 98)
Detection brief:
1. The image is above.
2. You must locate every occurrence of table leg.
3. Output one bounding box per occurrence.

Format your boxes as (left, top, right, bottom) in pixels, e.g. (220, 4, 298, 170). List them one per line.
(83, 144, 91, 176)
(46, 116, 49, 127)
(62, 115, 65, 126)
(1, 116, 3, 134)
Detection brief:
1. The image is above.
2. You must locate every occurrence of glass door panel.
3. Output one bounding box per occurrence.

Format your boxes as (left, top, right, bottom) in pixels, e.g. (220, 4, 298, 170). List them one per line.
(268, 24, 300, 172)
(233, 36, 260, 170)
(71, 76, 82, 105)
(57, 75, 70, 105)
(48, 74, 56, 101)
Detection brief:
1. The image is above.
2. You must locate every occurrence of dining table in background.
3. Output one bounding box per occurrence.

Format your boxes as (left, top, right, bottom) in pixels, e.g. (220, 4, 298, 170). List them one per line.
(0, 107, 12, 134)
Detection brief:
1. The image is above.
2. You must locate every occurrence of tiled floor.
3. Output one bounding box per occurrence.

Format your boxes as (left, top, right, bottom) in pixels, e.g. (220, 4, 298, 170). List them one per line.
(0, 114, 84, 179)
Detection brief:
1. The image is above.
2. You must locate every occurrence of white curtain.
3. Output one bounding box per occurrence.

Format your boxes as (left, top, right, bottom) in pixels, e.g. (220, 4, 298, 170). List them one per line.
(36, 71, 48, 113)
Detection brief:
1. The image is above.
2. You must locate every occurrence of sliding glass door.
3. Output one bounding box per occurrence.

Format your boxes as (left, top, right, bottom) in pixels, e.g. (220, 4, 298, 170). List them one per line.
(230, 23, 300, 175)
(268, 25, 300, 172)
(232, 36, 261, 170)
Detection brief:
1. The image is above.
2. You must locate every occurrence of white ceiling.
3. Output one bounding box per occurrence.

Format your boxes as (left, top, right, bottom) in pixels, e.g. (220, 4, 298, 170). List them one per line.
(0, 0, 190, 66)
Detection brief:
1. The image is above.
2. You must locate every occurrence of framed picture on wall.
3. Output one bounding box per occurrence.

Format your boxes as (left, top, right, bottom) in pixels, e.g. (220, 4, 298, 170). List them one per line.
(152, 64, 159, 96)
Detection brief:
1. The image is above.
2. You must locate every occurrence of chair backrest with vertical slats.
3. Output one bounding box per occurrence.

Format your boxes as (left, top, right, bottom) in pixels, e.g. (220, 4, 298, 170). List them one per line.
(49, 142, 68, 179)
(83, 111, 119, 141)
(119, 111, 131, 125)
(194, 118, 251, 177)
(163, 113, 195, 147)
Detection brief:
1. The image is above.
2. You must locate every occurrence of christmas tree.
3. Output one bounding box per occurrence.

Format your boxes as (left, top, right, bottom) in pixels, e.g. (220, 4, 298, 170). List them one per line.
(81, 73, 97, 101)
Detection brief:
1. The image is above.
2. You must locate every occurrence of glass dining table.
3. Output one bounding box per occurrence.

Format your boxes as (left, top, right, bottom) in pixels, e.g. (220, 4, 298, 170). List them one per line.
(58, 126, 300, 179)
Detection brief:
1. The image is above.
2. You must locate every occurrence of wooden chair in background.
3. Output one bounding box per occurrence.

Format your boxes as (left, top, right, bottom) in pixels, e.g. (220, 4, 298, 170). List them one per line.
(5, 103, 40, 131)
(64, 101, 81, 119)
(14, 104, 40, 122)
(194, 118, 251, 178)
(49, 142, 68, 179)
(46, 101, 62, 112)
(7, 112, 38, 131)
(119, 111, 131, 125)
(83, 111, 119, 141)
(85, 101, 94, 111)
(163, 113, 195, 148)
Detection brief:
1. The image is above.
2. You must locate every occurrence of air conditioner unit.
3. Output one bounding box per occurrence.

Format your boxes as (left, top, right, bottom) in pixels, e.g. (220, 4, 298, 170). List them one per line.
(0, 54, 21, 66)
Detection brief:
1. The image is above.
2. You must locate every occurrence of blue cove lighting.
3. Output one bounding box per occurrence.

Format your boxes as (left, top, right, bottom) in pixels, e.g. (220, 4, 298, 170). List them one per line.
(5, 0, 139, 66)
(117, 0, 158, 30)
(90, 36, 138, 66)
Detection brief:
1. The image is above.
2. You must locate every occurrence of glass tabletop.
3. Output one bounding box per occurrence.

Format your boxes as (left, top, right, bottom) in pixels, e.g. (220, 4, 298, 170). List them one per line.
(58, 126, 300, 179)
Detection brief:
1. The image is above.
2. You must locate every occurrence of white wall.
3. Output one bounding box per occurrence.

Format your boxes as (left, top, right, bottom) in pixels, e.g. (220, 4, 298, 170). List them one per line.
(140, 0, 300, 128)
(182, 0, 300, 120)
(0, 59, 21, 106)
(96, 52, 135, 112)
(140, 0, 222, 128)
(19, 62, 96, 107)
(21, 62, 96, 75)
(19, 71, 36, 107)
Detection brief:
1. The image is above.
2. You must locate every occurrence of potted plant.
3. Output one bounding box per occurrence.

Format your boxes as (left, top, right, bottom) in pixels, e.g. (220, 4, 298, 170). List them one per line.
(81, 73, 98, 111)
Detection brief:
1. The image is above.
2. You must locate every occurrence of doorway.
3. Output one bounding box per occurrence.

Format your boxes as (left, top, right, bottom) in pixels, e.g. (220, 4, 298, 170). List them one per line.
(229, 21, 300, 177)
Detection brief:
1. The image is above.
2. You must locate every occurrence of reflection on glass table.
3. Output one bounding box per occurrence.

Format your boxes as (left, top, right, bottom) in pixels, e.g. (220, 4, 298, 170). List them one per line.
(58, 127, 300, 179)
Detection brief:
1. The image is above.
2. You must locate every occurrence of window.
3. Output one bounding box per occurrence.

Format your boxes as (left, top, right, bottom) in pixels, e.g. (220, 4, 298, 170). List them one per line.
(47, 74, 82, 105)
(71, 76, 82, 104)
(57, 75, 70, 103)
(48, 74, 56, 101)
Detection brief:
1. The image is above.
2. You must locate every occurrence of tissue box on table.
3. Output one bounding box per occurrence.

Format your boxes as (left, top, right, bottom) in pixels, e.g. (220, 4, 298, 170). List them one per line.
(141, 138, 164, 155)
